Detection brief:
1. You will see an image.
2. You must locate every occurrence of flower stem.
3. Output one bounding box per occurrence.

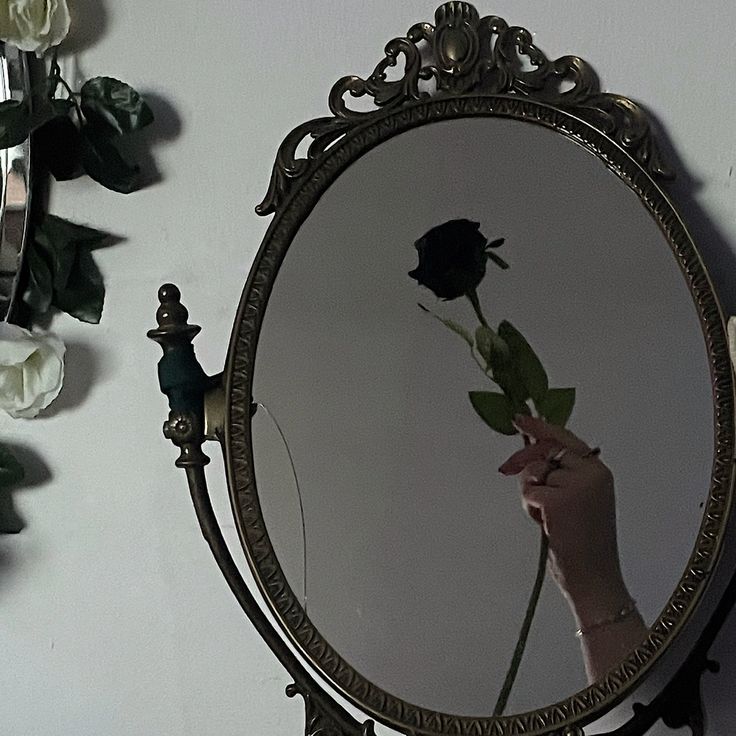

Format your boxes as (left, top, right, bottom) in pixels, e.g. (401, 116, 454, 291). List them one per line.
(46, 48, 62, 102)
(493, 529, 548, 715)
(466, 289, 489, 328)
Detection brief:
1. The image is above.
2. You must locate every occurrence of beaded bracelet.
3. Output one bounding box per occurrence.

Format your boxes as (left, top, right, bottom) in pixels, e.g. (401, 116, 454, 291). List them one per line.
(575, 599, 638, 638)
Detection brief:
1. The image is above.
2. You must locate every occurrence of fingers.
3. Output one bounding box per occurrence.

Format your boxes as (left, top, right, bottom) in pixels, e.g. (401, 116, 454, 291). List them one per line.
(522, 485, 556, 508)
(520, 460, 550, 484)
(513, 415, 591, 455)
(521, 484, 555, 533)
(499, 439, 558, 475)
(499, 440, 590, 476)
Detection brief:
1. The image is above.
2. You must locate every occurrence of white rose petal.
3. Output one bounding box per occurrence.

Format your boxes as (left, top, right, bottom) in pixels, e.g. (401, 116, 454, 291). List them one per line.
(0, 322, 65, 418)
(0, 0, 71, 56)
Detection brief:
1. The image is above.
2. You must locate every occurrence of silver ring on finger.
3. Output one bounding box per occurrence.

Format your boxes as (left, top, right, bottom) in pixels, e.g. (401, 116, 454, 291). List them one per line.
(547, 447, 568, 470)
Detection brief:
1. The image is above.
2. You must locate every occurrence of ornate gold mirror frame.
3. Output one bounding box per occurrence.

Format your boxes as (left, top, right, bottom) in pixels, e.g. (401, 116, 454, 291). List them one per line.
(149, 5, 735, 735)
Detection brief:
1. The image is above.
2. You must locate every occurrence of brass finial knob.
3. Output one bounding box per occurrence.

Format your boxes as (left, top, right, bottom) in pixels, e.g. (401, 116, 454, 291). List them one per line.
(147, 282, 201, 349)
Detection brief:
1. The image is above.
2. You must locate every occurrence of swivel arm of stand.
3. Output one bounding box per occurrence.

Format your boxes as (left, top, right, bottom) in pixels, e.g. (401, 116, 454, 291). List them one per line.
(148, 283, 374, 736)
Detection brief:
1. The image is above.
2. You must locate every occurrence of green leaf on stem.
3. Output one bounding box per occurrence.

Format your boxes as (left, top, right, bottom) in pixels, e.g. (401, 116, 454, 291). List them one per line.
(50, 98, 75, 116)
(53, 249, 105, 324)
(490, 361, 530, 411)
(80, 76, 154, 137)
(33, 113, 83, 180)
(468, 391, 518, 435)
(0, 446, 24, 488)
(37, 214, 109, 250)
(475, 325, 511, 372)
(80, 129, 141, 193)
(0, 97, 73, 151)
(418, 303, 473, 347)
(23, 215, 109, 322)
(22, 246, 54, 314)
(34, 231, 77, 292)
(537, 387, 576, 427)
(498, 320, 549, 405)
(0, 100, 30, 149)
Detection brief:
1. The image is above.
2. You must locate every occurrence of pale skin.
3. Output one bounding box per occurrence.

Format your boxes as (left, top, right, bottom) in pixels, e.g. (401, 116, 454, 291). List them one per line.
(499, 414, 647, 683)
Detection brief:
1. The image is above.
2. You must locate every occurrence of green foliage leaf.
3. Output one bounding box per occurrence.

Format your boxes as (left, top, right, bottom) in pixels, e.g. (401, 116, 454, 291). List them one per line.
(0, 100, 30, 149)
(498, 320, 549, 405)
(53, 249, 105, 323)
(37, 214, 109, 250)
(475, 325, 511, 371)
(50, 98, 75, 116)
(418, 303, 473, 347)
(24, 215, 109, 321)
(0, 446, 24, 488)
(80, 76, 154, 136)
(537, 388, 576, 427)
(80, 129, 141, 193)
(34, 114, 83, 180)
(22, 246, 54, 314)
(34, 231, 77, 292)
(468, 391, 518, 435)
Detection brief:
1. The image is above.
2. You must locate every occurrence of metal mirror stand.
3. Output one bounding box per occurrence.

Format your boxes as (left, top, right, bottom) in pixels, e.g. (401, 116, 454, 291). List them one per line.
(148, 285, 728, 736)
(149, 4, 732, 735)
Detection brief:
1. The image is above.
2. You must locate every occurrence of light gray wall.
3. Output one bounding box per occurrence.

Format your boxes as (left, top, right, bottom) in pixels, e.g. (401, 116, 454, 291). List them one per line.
(1, 2, 736, 735)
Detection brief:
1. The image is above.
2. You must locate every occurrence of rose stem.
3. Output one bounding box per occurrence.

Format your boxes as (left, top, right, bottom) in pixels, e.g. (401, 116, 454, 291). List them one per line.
(493, 532, 548, 715)
(466, 289, 489, 328)
(493, 434, 548, 716)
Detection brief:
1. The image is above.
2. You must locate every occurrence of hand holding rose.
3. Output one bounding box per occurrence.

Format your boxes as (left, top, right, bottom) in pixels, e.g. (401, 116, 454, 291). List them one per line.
(499, 415, 647, 681)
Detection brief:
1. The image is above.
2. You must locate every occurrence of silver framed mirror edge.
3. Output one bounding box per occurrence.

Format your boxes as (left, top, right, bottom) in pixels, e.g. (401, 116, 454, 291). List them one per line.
(0, 42, 32, 322)
(223, 6, 736, 735)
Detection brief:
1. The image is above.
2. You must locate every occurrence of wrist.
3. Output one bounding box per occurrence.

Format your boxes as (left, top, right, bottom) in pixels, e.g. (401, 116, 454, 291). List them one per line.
(563, 574, 633, 630)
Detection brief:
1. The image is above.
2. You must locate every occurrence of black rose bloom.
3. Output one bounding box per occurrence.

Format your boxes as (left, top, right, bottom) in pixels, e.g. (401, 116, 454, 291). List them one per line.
(408, 219, 504, 300)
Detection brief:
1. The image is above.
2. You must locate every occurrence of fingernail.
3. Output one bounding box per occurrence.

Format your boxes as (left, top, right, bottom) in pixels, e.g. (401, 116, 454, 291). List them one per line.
(529, 475, 539, 484)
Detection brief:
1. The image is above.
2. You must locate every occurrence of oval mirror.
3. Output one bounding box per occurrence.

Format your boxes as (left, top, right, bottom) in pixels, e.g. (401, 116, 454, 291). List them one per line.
(247, 114, 717, 719)
(149, 5, 735, 735)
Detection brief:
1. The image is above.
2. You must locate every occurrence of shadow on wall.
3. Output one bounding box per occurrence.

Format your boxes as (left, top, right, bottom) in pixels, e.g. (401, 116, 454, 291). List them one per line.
(62, 0, 109, 53)
(650, 110, 736, 316)
(116, 92, 184, 188)
(39, 341, 109, 417)
(0, 444, 51, 535)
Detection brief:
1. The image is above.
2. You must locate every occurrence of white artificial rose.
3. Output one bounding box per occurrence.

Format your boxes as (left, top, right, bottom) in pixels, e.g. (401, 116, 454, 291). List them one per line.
(0, 0, 71, 56)
(0, 322, 65, 418)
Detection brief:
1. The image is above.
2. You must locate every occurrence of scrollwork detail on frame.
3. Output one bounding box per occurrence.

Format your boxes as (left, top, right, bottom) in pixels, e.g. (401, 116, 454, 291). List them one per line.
(257, 1, 670, 217)
(286, 683, 376, 736)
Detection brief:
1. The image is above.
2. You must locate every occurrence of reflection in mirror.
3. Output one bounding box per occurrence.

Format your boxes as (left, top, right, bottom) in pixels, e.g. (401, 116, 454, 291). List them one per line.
(0, 43, 31, 321)
(251, 117, 713, 716)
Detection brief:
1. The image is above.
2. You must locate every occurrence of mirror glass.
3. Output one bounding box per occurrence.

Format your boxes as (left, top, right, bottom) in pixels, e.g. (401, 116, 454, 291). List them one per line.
(249, 117, 713, 716)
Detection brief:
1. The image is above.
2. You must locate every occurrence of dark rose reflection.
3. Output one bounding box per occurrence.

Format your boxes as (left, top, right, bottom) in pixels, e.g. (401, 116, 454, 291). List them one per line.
(408, 219, 504, 300)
